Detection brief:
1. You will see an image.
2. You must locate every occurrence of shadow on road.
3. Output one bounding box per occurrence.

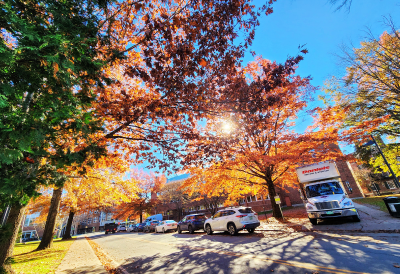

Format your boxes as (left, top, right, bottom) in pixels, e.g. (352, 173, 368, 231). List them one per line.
(112, 231, 400, 274)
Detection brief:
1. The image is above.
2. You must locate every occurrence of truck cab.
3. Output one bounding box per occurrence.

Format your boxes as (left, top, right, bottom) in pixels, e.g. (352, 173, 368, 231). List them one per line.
(296, 162, 360, 225)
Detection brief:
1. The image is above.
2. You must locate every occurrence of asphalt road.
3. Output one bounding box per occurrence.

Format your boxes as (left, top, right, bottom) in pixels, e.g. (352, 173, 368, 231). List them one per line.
(87, 230, 400, 274)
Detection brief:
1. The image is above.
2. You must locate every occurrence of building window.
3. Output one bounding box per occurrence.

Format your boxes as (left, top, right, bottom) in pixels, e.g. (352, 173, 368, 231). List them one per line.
(24, 218, 31, 227)
(200, 205, 205, 210)
(251, 195, 256, 202)
(256, 194, 262, 201)
(344, 181, 353, 194)
(93, 217, 97, 223)
(107, 213, 112, 221)
(217, 203, 224, 208)
(385, 180, 397, 189)
(246, 196, 252, 203)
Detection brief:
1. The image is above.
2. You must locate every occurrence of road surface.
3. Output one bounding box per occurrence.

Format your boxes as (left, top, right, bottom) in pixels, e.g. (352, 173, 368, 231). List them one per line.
(87, 230, 400, 274)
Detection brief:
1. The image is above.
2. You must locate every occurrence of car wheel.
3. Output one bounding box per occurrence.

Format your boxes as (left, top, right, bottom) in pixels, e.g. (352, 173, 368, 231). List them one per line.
(205, 224, 213, 235)
(177, 226, 182, 234)
(247, 228, 255, 234)
(309, 218, 318, 225)
(188, 225, 194, 234)
(228, 223, 237, 236)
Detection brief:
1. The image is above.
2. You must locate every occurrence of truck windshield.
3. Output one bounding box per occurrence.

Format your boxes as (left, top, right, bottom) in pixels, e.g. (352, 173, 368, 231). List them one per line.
(305, 182, 344, 198)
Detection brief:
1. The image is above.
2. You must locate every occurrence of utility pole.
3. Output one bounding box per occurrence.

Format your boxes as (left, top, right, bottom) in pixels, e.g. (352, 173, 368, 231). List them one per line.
(370, 135, 400, 188)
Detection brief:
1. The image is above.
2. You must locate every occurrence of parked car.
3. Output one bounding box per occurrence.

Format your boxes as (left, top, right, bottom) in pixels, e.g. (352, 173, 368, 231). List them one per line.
(144, 220, 160, 232)
(104, 223, 118, 234)
(117, 224, 127, 232)
(204, 207, 260, 236)
(177, 214, 208, 234)
(136, 222, 147, 232)
(156, 220, 178, 233)
(127, 223, 138, 232)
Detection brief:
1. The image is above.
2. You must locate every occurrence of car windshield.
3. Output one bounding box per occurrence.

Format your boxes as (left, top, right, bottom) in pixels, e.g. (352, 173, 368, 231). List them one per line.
(305, 182, 344, 198)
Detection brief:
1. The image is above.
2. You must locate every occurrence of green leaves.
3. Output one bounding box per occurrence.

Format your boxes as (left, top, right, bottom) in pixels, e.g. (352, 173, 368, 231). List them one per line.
(0, 0, 121, 205)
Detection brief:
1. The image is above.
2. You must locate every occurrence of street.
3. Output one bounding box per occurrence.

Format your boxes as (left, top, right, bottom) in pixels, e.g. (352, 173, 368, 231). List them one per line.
(87, 230, 400, 274)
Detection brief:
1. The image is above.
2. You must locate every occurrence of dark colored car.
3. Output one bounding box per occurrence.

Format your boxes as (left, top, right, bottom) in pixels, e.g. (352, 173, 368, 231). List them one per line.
(144, 220, 160, 232)
(136, 222, 146, 232)
(105, 223, 118, 234)
(177, 214, 208, 234)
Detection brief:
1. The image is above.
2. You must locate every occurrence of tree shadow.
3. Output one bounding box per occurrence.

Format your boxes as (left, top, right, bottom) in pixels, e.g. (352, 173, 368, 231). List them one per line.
(113, 231, 400, 273)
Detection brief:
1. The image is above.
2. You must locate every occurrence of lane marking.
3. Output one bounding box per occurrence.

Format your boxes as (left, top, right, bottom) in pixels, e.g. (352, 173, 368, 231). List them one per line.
(114, 234, 369, 274)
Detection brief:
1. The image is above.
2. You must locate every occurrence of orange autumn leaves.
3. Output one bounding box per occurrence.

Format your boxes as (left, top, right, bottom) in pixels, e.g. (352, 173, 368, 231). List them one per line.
(180, 56, 349, 206)
(27, 156, 140, 222)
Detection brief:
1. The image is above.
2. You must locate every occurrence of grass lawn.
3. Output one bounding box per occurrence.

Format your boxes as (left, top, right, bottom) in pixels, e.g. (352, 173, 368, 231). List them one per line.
(11, 238, 75, 274)
(354, 194, 400, 212)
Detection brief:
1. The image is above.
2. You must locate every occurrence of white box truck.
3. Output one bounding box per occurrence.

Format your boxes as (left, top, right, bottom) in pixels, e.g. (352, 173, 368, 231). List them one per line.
(296, 161, 360, 225)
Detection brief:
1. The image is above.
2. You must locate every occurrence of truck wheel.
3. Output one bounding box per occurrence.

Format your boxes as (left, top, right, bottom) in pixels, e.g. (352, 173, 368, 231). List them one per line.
(309, 218, 318, 225)
(188, 225, 194, 234)
(352, 214, 361, 222)
(205, 224, 213, 235)
(228, 223, 237, 236)
(105, 231, 108, 235)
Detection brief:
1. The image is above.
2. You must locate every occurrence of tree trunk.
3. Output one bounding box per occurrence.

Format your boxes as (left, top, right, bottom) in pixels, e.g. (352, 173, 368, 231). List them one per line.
(266, 179, 283, 219)
(37, 187, 63, 250)
(139, 213, 142, 223)
(0, 204, 26, 274)
(62, 210, 74, 240)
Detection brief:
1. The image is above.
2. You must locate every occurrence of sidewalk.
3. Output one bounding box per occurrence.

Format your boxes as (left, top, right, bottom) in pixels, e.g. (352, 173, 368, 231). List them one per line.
(55, 234, 107, 274)
(256, 202, 400, 233)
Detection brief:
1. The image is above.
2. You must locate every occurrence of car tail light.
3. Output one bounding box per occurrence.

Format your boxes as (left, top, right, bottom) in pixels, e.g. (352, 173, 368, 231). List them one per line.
(167, 224, 171, 226)
(236, 215, 247, 218)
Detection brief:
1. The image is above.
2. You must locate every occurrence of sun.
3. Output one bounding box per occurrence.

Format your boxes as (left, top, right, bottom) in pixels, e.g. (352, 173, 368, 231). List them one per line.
(222, 121, 234, 134)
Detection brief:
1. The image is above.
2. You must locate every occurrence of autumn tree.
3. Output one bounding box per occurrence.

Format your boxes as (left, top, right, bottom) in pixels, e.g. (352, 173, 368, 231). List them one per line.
(181, 56, 346, 218)
(0, 0, 125, 270)
(320, 20, 400, 175)
(182, 167, 259, 215)
(30, 156, 135, 247)
(113, 170, 160, 223)
(96, 0, 276, 172)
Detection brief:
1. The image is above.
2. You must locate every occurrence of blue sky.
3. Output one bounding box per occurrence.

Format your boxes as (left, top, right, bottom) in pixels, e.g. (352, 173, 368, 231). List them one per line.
(137, 0, 400, 177)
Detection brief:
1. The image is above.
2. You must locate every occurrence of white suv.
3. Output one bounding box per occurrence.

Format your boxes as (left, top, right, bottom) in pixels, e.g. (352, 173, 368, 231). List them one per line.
(204, 207, 260, 236)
